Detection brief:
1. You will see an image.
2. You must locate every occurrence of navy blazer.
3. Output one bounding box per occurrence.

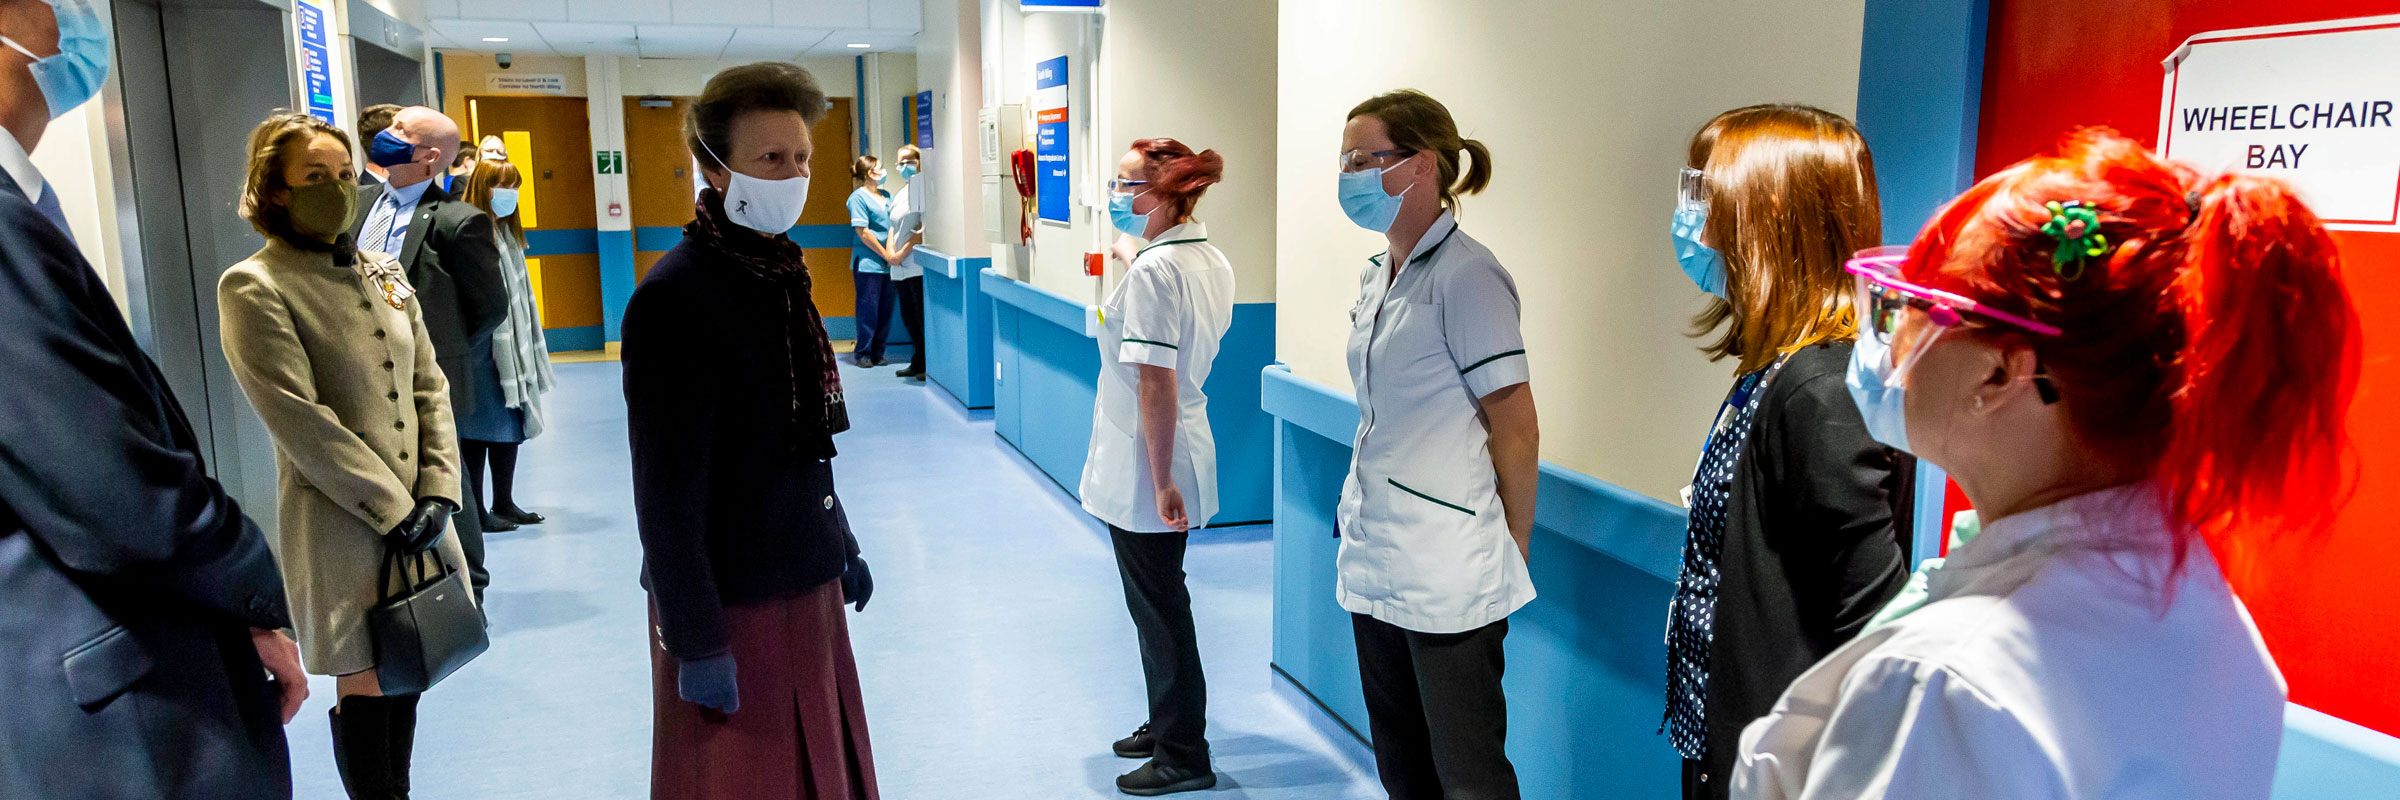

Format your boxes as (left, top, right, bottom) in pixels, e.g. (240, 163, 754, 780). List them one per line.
(350, 180, 508, 409)
(0, 171, 296, 798)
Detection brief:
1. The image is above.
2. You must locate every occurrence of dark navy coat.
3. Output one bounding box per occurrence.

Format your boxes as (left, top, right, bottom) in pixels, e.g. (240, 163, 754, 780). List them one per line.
(0, 170, 295, 798)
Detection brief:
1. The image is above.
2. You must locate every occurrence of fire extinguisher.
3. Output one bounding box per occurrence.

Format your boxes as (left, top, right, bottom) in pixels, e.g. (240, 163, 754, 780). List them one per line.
(1011, 148, 1038, 244)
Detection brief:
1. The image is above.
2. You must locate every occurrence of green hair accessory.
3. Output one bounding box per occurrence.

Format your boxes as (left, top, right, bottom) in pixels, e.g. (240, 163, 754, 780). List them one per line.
(2039, 200, 2107, 280)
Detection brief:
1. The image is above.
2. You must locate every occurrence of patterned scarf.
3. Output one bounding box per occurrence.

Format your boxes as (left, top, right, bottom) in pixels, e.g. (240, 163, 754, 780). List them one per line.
(684, 187, 849, 455)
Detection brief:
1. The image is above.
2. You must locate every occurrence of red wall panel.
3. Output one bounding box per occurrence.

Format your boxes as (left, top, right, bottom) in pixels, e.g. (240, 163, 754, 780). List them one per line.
(1977, 0, 2400, 736)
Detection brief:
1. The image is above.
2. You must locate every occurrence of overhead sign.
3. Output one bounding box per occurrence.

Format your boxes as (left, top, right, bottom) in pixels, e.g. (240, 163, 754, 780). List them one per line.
(917, 90, 935, 149)
(488, 73, 570, 95)
(1034, 56, 1071, 225)
(293, 0, 335, 125)
(2160, 15, 2400, 230)
(1022, 0, 1104, 9)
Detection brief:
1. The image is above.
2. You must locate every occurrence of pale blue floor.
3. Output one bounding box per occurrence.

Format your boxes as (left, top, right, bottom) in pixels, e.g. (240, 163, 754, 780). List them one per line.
(288, 356, 1381, 799)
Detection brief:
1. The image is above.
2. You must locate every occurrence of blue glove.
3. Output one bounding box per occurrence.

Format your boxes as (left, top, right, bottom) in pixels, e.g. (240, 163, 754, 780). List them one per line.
(841, 554, 872, 611)
(677, 652, 740, 714)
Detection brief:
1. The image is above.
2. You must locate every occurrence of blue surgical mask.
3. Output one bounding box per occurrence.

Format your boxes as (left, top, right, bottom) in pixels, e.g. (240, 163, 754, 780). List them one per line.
(1672, 207, 1728, 298)
(899, 163, 919, 180)
(871, 170, 887, 186)
(0, 0, 110, 120)
(368, 130, 419, 169)
(489, 187, 520, 219)
(1844, 328, 1943, 453)
(1338, 167, 1413, 233)
(1109, 190, 1149, 238)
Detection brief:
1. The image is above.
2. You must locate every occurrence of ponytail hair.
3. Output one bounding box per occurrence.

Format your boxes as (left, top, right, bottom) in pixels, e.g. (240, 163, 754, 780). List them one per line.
(850, 155, 881, 187)
(1903, 128, 2359, 571)
(1128, 137, 1224, 222)
(1348, 90, 1491, 209)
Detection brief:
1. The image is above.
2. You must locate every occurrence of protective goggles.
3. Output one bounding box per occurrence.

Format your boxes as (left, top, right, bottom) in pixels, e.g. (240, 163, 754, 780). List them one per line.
(1846, 246, 2065, 398)
(1678, 168, 1708, 214)
(1846, 246, 2062, 343)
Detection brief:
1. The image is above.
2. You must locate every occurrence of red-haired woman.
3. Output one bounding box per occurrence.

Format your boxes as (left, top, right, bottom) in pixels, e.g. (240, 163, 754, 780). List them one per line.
(1734, 129, 2359, 799)
(1079, 138, 1232, 796)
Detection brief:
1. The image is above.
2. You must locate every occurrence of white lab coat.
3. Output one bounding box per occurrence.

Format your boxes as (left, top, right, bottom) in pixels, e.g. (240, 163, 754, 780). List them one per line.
(1079, 222, 1236, 533)
(1336, 211, 1536, 635)
(1734, 484, 2286, 800)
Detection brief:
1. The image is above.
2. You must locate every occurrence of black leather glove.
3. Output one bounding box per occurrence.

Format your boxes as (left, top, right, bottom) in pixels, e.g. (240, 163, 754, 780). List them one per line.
(840, 553, 872, 611)
(386, 498, 455, 554)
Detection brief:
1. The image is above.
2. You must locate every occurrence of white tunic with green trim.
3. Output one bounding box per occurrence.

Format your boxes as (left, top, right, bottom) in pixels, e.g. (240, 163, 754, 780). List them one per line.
(1337, 210, 1536, 634)
(1079, 222, 1237, 533)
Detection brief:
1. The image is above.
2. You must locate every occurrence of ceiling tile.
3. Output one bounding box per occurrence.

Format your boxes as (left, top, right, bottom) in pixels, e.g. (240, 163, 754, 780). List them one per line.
(867, 0, 918, 31)
(723, 26, 832, 59)
(428, 19, 551, 53)
(671, 0, 772, 25)
(633, 24, 737, 59)
(419, 0, 463, 18)
(771, 0, 869, 29)
(457, 0, 568, 22)
(533, 21, 641, 56)
(564, 1, 671, 24)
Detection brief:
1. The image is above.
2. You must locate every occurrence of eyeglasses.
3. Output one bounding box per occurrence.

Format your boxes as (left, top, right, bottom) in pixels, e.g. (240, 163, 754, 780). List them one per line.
(1337, 148, 1416, 173)
(1678, 168, 1709, 214)
(1107, 178, 1149, 193)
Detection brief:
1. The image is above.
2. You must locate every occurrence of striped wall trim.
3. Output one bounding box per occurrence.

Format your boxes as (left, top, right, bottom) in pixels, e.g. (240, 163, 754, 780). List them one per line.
(1387, 479, 1475, 516)
(1123, 338, 1178, 350)
(1459, 350, 1525, 376)
(538, 224, 862, 256)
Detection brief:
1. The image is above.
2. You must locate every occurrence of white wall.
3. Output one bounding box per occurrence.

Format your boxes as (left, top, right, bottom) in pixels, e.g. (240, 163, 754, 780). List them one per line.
(617, 56, 861, 99)
(970, 0, 1276, 305)
(863, 52, 919, 163)
(1277, 0, 1868, 501)
(916, 0, 987, 258)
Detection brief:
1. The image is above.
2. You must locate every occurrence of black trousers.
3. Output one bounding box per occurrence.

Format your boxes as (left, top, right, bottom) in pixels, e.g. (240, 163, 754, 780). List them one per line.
(895, 276, 925, 372)
(454, 454, 489, 594)
(1109, 525, 1209, 769)
(1351, 613, 1519, 800)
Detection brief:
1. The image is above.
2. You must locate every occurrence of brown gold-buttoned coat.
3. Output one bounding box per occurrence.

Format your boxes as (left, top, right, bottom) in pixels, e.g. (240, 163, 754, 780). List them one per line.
(217, 239, 472, 675)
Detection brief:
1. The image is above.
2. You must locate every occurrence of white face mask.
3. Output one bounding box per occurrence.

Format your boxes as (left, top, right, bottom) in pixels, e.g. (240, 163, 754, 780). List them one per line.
(700, 138, 809, 235)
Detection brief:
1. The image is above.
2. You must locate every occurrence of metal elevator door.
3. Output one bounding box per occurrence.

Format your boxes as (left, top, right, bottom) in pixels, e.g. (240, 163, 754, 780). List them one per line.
(111, 0, 300, 537)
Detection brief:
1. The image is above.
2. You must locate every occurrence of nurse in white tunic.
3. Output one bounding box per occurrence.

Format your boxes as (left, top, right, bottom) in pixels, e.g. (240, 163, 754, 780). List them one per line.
(1077, 138, 1235, 797)
(1734, 131, 2358, 799)
(1335, 90, 1540, 800)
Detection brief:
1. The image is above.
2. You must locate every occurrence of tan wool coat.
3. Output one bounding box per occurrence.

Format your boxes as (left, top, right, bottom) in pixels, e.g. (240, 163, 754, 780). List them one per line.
(217, 238, 472, 676)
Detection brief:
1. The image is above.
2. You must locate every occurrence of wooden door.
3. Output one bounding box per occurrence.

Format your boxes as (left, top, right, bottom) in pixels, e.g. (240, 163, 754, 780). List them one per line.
(467, 95, 599, 340)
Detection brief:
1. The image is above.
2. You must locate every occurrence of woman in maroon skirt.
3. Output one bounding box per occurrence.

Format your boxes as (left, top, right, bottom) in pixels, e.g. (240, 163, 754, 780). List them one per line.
(621, 61, 880, 800)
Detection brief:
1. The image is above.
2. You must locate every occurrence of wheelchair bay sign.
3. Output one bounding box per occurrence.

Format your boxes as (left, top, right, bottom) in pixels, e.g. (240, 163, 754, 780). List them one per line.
(2159, 15, 2400, 231)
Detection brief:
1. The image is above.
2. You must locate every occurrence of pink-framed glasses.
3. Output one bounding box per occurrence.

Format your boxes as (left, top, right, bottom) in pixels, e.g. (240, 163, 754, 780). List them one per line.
(1844, 246, 2063, 343)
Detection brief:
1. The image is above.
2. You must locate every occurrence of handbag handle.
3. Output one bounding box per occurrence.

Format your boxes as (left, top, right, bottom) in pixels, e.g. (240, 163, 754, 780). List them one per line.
(378, 539, 455, 603)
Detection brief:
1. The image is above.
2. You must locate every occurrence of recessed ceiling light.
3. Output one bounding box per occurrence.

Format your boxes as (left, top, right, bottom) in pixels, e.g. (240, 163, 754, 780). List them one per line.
(483, 37, 509, 42)
(847, 42, 871, 48)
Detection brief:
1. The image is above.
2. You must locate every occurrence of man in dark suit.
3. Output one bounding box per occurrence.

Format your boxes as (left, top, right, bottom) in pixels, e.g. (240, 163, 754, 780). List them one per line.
(0, 1, 308, 796)
(356, 103, 400, 187)
(354, 105, 507, 594)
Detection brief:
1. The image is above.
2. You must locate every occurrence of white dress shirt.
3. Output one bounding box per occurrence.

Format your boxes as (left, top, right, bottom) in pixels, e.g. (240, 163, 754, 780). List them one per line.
(1734, 484, 2285, 800)
(0, 131, 45, 205)
(1079, 222, 1236, 533)
(1335, 210, 1536, 635)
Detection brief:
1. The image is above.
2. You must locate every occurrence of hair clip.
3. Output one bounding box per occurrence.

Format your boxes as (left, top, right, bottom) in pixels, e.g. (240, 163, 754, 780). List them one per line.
(2039, 200, 2108, 280)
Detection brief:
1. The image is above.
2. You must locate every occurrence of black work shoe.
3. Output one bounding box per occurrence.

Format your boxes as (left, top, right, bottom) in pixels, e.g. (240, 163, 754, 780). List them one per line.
(1116, 760, 1215, 796)
(894, 365, 923, 379)
(1112, 723, 1154, 759)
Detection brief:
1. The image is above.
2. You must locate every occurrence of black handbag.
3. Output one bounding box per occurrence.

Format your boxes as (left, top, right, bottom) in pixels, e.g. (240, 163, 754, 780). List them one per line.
(370, 542, 488, 695)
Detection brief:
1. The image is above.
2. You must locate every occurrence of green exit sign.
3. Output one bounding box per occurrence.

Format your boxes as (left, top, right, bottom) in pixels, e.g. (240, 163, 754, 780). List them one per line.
(595, 150, 624, 174)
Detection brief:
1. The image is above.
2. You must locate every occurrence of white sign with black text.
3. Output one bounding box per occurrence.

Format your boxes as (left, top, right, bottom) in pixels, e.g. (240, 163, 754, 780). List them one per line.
(2159, 15, 2400, 231)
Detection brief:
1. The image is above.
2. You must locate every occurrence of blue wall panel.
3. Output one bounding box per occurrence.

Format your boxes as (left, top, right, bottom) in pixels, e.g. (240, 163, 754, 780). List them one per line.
(981, 269, 1277, 524)
(597, 229, 636, 343)
(543, 325, 603, 353)
(919, 249, 995, 409)
(1262, 366, 1680, 797)
(1855, 0, 1989, 246)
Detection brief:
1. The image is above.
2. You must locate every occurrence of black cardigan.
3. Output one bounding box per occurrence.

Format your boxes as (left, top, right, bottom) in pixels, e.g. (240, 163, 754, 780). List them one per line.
(622, 241, 859, 661)
(1688, 341, 1913, 797)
